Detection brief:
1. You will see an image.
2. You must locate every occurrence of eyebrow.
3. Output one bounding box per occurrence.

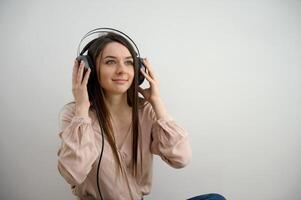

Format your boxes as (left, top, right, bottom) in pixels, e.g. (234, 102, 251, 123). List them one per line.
(103, 56, 133, 60)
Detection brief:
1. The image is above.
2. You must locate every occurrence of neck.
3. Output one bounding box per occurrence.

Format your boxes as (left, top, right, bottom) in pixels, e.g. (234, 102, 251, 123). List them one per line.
(104, 92, 130, 116)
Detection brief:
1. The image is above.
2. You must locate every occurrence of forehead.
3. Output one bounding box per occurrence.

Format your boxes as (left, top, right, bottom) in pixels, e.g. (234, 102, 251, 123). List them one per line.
(101, 42, 132, 58)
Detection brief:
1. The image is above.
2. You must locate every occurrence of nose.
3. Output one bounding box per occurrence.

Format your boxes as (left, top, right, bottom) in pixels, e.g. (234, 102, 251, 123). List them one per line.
(115, 61, 127, 74)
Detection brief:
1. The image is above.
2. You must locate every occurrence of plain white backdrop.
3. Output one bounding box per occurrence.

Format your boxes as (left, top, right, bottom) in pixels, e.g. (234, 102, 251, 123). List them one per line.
(0, 0, 300, 199)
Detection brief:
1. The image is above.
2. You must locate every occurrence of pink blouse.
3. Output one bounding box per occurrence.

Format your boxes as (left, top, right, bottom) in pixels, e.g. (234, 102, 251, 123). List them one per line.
(57, 101, 191, 200)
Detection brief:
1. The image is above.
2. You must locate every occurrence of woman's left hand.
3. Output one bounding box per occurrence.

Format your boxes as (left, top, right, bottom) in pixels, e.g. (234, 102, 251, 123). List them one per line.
(138, 58, 161, 104)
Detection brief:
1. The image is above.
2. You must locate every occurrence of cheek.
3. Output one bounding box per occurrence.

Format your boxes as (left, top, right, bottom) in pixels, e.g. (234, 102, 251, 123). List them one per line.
(98, 68, 111, 84)
(129, 68, 135, 80)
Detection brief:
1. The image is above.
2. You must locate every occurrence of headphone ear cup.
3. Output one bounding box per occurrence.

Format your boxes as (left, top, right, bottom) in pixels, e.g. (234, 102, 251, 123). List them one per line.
(86, 55, 94, 69)
(138, 57, 145, 85)
(76, 55, 94, 70)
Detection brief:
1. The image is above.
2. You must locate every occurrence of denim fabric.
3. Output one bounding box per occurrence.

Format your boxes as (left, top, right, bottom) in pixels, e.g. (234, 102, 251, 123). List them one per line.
(141, 193, 226, 200)
(187, 193, 226, 200)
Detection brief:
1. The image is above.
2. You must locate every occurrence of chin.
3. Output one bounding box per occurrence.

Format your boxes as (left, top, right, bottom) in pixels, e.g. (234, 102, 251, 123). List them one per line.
(102, 81, 133, 95)
(108, 87, 131, 95)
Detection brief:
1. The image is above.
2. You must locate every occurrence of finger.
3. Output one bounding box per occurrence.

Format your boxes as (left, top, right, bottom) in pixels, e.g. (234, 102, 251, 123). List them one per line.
(72, 60, 79, 86)
(82, 67, 91, 85)
(77, 60, 85, 84)
(140, 67, 155, 85)
(142, 58, 156, 80)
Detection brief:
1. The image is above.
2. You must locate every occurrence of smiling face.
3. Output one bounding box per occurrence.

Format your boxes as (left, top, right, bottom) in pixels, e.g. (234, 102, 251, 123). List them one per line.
(96, 42, 135, 96)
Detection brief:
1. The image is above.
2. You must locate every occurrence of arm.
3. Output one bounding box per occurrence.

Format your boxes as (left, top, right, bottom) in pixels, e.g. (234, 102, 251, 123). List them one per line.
(57, 103, 99, 186)
(149, 99, 192, 168)
(138, 58, 192, 168)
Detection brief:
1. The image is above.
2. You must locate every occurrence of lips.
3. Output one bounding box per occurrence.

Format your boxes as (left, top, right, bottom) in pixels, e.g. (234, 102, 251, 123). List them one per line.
(112, 79, 127, 81)
(112, 79, 128, 84)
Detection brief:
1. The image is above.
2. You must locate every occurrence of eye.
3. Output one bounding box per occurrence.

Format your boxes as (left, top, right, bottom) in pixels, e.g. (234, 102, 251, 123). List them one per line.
(106, 60, 115, 65)
(125, 60, 134, 65)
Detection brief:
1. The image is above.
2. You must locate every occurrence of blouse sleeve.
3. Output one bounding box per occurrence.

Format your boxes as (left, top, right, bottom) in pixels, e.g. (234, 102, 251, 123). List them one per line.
(149, 107, 192, 169)
(57, 103, 99, 186)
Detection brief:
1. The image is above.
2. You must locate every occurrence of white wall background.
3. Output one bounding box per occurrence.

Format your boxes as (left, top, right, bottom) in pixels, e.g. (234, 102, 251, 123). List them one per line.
(0, 0, 300, 199)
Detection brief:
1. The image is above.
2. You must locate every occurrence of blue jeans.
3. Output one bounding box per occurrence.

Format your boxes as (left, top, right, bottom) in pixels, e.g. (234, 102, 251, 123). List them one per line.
(141, 193, 226, 200)
(187, 193, 226, 200)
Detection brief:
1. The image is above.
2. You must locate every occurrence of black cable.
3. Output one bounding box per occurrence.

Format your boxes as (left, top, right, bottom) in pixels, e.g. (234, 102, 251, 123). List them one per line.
(91, 95, 105, 200)
(77, 28, 143, 200)
(96, 124, 105, 200)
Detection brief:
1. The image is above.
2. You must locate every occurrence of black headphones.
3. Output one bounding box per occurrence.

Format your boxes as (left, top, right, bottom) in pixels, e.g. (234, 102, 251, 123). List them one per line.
(76, 27, 145, 85)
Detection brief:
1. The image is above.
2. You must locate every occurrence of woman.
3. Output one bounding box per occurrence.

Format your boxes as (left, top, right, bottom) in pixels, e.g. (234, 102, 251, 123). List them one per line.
(57, 32, 226, 200)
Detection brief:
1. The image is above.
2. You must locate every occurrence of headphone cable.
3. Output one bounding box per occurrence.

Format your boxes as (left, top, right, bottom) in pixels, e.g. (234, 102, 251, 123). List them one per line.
(96, 121, 105, 200)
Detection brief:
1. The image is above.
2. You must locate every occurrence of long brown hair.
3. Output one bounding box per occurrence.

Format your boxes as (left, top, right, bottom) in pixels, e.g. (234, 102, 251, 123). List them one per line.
(84, 32, 143, 178)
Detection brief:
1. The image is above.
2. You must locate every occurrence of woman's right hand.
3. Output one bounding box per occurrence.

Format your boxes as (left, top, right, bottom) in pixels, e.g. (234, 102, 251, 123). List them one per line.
(72, 59, 91, 117)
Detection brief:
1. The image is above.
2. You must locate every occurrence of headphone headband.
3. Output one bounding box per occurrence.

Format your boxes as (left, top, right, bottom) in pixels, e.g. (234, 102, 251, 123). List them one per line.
(77, 27, 141, 57)
(75, 27, 146, 86)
